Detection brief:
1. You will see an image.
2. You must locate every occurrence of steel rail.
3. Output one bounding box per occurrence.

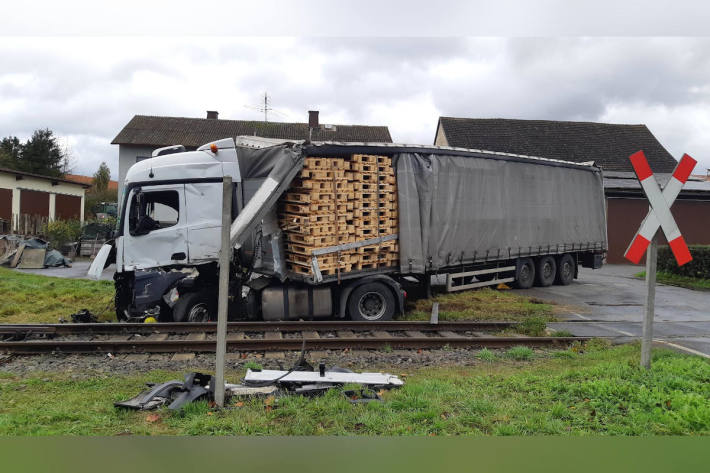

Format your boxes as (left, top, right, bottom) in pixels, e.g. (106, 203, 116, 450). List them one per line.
(0, 320, 519, 336)
(0, 336, 588, 354)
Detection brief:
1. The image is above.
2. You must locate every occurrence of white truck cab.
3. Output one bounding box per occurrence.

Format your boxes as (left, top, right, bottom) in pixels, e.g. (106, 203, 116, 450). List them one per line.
(116, 138, 241, 272)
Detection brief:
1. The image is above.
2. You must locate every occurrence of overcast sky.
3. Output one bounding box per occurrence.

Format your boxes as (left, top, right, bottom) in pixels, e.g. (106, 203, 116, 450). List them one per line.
(1, 36, 709, 176)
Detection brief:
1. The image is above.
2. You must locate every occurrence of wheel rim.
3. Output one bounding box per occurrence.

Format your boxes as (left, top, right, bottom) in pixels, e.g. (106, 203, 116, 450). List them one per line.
(561, 262, 572, 280)
(520, 264, 531, 282)
(543, 261, 553, 279)
(187, 303, 210, 322)
(357, 292, 386, 320)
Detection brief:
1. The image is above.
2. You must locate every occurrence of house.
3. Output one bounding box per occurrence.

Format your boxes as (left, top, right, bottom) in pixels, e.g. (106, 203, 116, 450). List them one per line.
(65, 174, 118, 192)
(112, 111, 393, 200)
(0, 167, 90, 232)
(435, 117, 710, 264)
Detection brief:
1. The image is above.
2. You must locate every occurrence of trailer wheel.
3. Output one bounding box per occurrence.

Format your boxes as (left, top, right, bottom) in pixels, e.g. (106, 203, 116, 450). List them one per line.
(555, 254, 575, 286)
(172, 292, 214, 322)
(347, 282, 395, 322)
(534, 256, 557, 287)
(513, 258, 535, 289)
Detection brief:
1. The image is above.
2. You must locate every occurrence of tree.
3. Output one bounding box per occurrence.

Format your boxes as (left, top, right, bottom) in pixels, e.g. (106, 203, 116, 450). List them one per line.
(93, 162, 111, 193)
(0, 136, 21, 169)
(19, 129, 65, 177)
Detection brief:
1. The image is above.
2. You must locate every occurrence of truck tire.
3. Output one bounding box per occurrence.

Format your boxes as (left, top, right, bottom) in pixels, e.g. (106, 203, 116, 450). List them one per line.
(555, 254, 576, 286)
(347, 282, 395, 322)
(513, 258, 535, 289)
(172, 292, 214, 322)
(534, 256, 557, 287)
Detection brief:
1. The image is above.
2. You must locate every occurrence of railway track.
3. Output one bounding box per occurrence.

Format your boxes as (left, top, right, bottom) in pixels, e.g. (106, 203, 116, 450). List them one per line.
(0, 321, 589, 355)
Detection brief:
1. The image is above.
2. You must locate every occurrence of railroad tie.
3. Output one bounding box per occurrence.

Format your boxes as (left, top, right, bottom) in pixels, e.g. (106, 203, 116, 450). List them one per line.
(171, 332, 205, 362)
(336, 330, 355, 338)
(404, 330, 427, 338)
(146, 333, 169, 341)
(264, 331, 285, 358)
(437, 331, 463, 338)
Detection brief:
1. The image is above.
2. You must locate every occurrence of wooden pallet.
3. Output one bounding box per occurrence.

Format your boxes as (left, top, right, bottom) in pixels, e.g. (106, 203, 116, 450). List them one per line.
(303, 157, 349, 170)
(286, 233, 337, 246)
(280, 213, 335, 225)
(281, 153, 400, 277)
(351, 154, 392, 165)
(350, 162, 396, 174)
(299, 169, 347, 180)
(281, 202, 335, 214)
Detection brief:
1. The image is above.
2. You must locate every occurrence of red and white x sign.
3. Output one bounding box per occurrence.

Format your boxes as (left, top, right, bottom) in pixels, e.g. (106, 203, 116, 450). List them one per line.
(624, 151, 697, 266)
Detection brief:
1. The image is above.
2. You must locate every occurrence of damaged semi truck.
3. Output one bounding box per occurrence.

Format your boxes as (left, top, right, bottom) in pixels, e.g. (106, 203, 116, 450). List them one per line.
(89, 138, 607, 322)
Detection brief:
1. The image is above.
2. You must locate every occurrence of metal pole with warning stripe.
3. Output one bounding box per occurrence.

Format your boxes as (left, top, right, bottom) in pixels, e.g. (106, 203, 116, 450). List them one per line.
(625, 151, 697, 369)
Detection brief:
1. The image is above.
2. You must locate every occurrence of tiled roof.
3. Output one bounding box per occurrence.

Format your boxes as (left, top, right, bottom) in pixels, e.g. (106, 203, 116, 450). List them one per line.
(0, 167, 91, 188)
(65, 174, 118, 191)
(437, 117, 678, 172)
(112, 115, 393, 147)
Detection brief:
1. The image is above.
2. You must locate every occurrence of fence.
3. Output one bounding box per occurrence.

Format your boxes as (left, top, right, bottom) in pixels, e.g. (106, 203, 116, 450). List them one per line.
(1, 214, 50, 236)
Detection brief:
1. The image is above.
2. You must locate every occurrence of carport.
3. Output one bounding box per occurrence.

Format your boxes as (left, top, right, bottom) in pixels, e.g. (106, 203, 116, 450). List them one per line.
(0, 167, 89, 232)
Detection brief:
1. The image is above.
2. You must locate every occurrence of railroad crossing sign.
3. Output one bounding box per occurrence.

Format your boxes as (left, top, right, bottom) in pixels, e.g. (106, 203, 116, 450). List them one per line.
(625, 151, 697, 266)
(624, 150, 697, 369)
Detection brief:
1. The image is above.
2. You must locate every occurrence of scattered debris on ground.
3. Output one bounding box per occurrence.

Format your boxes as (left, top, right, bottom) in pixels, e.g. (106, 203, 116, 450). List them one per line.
(116, 365, 403, 411)
(67, 309, 99, 324)
(0, 235, 72, 268)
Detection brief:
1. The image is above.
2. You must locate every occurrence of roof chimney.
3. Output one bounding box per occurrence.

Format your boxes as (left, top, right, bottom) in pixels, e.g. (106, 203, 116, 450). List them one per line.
(206, 110, 219, 119)
(308, 110, 319, 128)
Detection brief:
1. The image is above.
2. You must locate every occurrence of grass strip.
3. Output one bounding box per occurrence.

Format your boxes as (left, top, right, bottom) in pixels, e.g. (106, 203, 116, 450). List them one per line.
(0, 267, 115, 323)
(1, 343, 709, 435)
(635, 270, 710, 291)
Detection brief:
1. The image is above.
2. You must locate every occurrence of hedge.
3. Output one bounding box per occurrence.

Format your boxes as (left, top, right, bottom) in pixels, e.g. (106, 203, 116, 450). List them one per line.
(657, 245, 710, 279)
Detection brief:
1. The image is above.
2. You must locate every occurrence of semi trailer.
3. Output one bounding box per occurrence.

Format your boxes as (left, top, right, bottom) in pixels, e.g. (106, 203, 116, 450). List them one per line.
(89, 137, 607, 322)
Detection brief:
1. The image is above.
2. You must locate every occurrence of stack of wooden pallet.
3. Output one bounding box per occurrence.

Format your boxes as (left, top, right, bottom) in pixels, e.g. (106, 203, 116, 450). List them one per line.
(279, 154, 399, 276)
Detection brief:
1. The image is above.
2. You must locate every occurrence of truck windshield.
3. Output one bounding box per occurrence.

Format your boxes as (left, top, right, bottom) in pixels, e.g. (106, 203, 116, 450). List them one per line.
(128, 190, 180, 234)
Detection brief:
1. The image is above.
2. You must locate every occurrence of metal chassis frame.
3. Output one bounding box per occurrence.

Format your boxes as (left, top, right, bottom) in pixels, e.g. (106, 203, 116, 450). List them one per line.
(445, 265, 516, 292)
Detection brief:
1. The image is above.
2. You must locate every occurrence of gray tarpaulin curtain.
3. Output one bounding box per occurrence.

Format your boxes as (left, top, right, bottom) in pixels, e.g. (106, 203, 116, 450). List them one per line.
(395, 152, 608, 274)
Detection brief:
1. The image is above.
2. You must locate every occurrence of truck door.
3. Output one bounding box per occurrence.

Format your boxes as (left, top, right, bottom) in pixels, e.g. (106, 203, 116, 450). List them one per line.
(122, 184, 188, 270)
(184, 182, 224, 262)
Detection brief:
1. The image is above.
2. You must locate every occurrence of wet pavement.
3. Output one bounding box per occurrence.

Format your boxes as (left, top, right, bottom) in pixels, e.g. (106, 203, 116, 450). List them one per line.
(13, 261, 116, 281)
(518, 264, 710, 357)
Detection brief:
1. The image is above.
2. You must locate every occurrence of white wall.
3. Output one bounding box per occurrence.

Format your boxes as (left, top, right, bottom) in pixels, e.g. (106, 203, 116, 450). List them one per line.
(0, 172, 86, 223)
(434, 121, 449, 146)
(117, 144, 158, 203)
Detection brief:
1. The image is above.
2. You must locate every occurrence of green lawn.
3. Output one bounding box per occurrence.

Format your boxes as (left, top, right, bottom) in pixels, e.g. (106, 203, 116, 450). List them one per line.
(1, 343, 709, 435)
(401, 287, 554, 322)
(635, 270, 710, 291)
(0, 266, 552, 324)
(0, 267, 115, 323)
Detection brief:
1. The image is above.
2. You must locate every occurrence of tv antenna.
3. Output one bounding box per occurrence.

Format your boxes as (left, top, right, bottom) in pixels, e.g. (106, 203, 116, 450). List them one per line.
(243, 92, 292, 122)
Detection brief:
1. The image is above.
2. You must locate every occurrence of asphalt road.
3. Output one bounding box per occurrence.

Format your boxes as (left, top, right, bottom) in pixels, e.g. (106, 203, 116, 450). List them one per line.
(518, 264, 710, 358)
(14, 261, 116, 281)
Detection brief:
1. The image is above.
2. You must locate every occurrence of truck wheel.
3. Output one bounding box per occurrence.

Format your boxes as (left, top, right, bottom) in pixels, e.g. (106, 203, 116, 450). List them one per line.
(172, 292, 214, 322)
(513, 258, 535, 289)
(534, 256, 557, 287)
(347, 282, 395, 322)
(555, 254, 575, 286)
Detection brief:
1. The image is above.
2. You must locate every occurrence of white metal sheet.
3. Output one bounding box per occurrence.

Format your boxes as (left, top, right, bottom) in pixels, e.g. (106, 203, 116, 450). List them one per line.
(244, 369, 404, 386)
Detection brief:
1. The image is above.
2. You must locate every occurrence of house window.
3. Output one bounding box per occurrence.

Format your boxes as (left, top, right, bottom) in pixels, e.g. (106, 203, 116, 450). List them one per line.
(136, 155, 151, 163)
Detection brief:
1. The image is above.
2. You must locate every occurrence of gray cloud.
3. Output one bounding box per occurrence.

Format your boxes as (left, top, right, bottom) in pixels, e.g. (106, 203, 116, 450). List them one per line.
(0, 37, 709, 178)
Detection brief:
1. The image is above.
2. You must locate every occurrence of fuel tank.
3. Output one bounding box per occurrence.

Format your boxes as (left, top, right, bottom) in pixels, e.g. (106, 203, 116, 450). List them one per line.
(261, 284, 333, 321)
